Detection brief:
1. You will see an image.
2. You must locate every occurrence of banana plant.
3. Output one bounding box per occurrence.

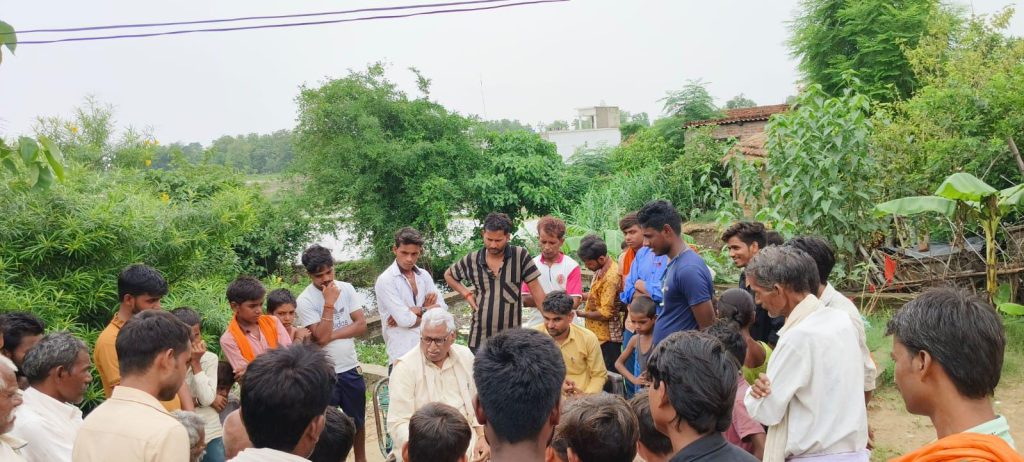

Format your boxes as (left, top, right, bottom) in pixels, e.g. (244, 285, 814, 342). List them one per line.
(875, 172, 1024, 312)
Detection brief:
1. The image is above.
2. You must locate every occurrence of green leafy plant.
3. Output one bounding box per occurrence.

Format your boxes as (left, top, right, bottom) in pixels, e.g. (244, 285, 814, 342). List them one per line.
(876, 172, 1024, 309)
(0, 136, 66, 191)
(0, 20, 15, 65)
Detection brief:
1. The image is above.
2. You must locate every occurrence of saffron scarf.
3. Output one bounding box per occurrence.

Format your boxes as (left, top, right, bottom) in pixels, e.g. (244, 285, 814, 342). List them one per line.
(228, 315, 280, 363)
(890, 433, 1023, 462)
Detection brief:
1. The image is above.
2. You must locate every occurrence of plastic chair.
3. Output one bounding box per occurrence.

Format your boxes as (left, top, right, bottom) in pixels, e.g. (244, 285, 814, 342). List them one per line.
(371, 377, 393, 458)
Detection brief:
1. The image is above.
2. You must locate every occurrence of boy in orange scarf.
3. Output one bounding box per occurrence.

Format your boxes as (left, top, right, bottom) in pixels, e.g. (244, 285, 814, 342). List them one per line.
(887, 288, 1022, 462)
(219, 276, 292, 378)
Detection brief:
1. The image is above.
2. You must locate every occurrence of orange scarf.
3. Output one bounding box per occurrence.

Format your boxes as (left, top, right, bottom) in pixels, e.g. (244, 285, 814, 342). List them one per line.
(228, 315, 280, 363)
(890, 433, 1023, 462)
(621, 247, 637, 280)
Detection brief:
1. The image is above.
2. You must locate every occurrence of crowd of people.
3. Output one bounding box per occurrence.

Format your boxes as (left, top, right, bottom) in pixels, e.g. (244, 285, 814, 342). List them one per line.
(0, 199, 1020, 461)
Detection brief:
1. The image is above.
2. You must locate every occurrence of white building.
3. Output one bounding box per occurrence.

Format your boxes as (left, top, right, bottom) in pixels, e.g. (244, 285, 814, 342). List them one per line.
(541, 106, 622, 162)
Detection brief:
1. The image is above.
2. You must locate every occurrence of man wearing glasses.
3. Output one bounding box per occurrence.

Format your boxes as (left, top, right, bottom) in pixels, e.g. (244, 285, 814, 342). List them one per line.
(387, 309, 489, 462)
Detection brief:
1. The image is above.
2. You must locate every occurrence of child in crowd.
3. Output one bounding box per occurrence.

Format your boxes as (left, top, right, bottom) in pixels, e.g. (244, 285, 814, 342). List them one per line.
(715, 288, 771, 385)
(707, 321, 767, 459)
(629, 392, 673, 462)
(266, 288, 311, 343)
(171, 307, 227, 462)
(547, 394, 638, 462)
(615, 295, 657, 391)
(403, 403, 472, 462)
(216, 361, 240, 424)
(219, 276, 292, 377)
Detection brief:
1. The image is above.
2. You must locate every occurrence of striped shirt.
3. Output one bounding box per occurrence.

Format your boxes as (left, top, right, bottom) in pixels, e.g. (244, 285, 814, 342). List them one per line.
(450, 245, 541, 348)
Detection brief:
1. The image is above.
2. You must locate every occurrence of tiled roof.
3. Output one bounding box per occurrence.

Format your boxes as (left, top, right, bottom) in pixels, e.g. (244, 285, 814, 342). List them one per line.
(685, 104, 790, 127)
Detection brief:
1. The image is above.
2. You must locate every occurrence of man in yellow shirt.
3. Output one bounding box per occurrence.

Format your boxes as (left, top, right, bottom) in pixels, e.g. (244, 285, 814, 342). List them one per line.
(94, 264, 190, 411)
(574, 235, 622, 370)
(534, 290, 606, 396)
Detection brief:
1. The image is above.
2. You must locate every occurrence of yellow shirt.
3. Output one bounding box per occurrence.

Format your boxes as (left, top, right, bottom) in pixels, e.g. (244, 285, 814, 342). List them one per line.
(533, 323, 607, 395)
(94, 314, 182, 411)
(72, 386, 190, 462)
(584, 260, 621, 343)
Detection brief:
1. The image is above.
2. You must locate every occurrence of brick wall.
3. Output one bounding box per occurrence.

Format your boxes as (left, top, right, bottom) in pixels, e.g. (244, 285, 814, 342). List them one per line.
(710, 120, 769, 141)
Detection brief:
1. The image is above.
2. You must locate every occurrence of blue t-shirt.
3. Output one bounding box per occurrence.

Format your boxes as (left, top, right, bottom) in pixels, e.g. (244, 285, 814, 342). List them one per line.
(652, 248, 714, 346)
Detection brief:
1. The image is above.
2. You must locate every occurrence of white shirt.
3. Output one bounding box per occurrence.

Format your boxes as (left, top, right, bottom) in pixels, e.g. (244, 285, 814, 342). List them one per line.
(185, 351, 224, 442)
(820, 282, 878, 392)
(522, 253, 584, 328)
(744, 295, 868, 458)
(296, 281, 363, 373)
(229, 447, 308, 461)
(0, 434, 27, 462)
(9, 387, 82, 462)
(375, 261, 448, 364)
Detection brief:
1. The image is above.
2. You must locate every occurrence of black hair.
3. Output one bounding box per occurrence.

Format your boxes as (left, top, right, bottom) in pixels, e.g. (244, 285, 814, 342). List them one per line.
(646, 331, 736, 434)
(555, 393, 638, 462)
(629, 391, 673, 457)
(394, 227, 425, 248)
(473, 328, 565, 444)
(301, 244, 335, 274)
(407, 402, 472, 462)
(721, 221, 767, 248)
(715, 288, 756, 329)
(541, 290, 574, 316)
(267, 288, 297, 314)
(577, 234, 608, 262)
(483, 212, 514, 234)
(22, 332, 88, 386)
(628, 295, 657, 318)
(785, 236, 835, 287)
(765, 230, 785, 246)
(0, 312, 45, 354)
(241, 344, 336, 452)
(217, 360, 235, 391)
(309, 407, 356, 462)
(115, 310, 191, 377)
(226, 276, 267, 305)
(636, 200, 682, 236)
(117, 264, 169, 302)
(886, 287, 1005, 399)
(706, 321, 747, 371)
(618, 212, 640, 232)
(170, 307, 202, 329)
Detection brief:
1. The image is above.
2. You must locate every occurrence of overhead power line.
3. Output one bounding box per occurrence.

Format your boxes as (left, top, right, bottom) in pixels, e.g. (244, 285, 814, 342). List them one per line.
(13, 0, 568, 45)
(13, 0, 518, 34)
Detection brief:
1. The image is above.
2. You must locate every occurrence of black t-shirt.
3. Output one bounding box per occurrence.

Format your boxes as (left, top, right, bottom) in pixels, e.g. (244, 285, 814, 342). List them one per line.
(739, 270, 784, 347)
(670, 433, 760, 462)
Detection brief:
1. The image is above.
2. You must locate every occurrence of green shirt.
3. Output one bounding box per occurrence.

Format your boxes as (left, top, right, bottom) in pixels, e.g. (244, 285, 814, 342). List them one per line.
(742, 341, 773, 385)
(966, 415, 1016, 449)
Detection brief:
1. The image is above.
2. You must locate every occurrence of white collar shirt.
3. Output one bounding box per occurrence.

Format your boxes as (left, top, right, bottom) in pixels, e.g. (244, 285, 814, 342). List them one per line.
(229, 447, 309, 462)
(744, 294, 868, 458)
(0, 433, 27, 462)
(820, 283, 878, 392)
(9, 387, 83, 462)
(374, 261, 449, 364)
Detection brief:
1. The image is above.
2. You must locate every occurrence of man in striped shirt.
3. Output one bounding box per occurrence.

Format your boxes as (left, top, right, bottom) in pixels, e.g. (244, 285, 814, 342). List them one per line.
(445, 212, 545, 352)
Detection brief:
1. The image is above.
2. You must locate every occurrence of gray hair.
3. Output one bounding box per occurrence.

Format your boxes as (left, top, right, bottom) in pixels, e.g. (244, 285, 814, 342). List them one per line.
(22, 332, 89, 385)
(174, 410, 206, 450)
(421, 308, 456, 334)
(745, 245, 819, 294)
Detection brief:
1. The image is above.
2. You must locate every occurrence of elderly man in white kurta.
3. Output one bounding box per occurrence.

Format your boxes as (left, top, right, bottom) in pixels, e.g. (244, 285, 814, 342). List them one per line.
(742, 246, 868, 462)
(387, 309, 488, 462)
(10, 333, 92, 462)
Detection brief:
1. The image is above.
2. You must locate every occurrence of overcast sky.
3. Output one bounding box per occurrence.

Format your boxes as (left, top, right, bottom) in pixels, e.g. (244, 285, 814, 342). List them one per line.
(1, 0, 1021, 144)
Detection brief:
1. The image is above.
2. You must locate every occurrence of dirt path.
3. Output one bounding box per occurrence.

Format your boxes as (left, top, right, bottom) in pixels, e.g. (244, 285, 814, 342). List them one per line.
(869, 382, 1024, 460)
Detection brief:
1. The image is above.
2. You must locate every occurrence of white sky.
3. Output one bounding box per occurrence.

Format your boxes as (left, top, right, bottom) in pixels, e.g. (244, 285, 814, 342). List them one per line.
(1, 0, 1021, 144)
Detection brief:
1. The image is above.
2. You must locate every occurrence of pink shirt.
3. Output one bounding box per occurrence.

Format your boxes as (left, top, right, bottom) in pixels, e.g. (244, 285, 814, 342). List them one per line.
(725, 374, 765, 454)
(219, 316, 293, 373)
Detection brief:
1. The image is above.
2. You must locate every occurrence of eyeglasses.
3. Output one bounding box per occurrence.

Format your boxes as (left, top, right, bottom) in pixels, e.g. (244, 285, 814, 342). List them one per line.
(421, 335, 451, 347)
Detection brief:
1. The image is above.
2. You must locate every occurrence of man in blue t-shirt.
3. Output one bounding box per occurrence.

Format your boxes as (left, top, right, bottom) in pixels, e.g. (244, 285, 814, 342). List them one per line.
(636, 200, 715, 346)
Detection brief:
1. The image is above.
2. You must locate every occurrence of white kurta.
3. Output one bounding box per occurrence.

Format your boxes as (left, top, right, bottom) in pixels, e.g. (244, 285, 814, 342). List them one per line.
(744, 294, 868, 459)
(9, 387, 83, 462)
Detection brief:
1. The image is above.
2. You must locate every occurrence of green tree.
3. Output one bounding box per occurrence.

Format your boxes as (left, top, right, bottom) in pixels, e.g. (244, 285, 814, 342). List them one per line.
(660, 79, 722, 122)
(468, 130, 565, 226)
(872, 6, 1024, 198)
(789, 0, 937, 102)
(762, 81, 882, 277)
(0, 20, 14, 65)
(293, 64, 482, 264)
(475, 118, 534, 134)
(545, 120, 570, 132)
(619, 111, 651, 140)
(724, 94, 757, 109)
